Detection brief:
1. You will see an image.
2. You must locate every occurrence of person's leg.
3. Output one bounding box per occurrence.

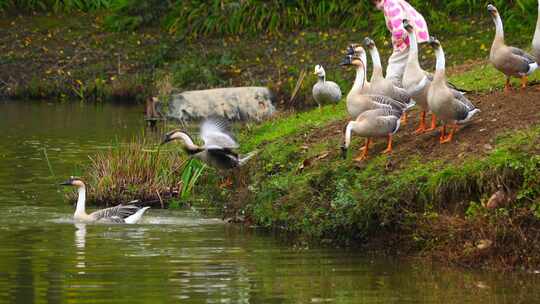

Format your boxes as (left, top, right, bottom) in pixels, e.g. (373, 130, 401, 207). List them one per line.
(386, 47, 409, 88)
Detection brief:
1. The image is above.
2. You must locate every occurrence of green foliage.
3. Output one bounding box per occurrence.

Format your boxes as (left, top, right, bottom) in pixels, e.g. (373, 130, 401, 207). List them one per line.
(104, 0, 168, 31)
(0, 0, 114, 12)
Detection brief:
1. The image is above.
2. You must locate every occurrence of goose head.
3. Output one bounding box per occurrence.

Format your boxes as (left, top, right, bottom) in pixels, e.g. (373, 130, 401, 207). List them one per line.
(162, 129, 189, 145)
(487, 4, 499, 18)
(340, 54, 364, 67)
(60, 176, 85, 188)
(346, 43, 364, 56)
(427, 36, 441, 49)
(403, 19, 414, 33)
(161, 129, 201, 153)
(363, 37, 376, 50)
(314, 64, 326, 78)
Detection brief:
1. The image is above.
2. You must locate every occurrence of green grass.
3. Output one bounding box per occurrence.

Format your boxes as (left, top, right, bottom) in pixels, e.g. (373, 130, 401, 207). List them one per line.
(450, 63, 540, 93)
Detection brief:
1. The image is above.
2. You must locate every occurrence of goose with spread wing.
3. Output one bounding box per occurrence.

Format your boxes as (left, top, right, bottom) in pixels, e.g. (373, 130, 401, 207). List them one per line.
(488, 4, 538, 93)
(162, 117, 257, 171)
(60, 177, 150, 224)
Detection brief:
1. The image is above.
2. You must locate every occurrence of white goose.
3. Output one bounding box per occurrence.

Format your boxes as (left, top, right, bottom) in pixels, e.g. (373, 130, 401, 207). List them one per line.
(533, 0, 540, 63)
(427, 37, 480, 144)
(312, 65, 342, 109)
(60, 177, 150, 224)
(402, 19, 437, 134)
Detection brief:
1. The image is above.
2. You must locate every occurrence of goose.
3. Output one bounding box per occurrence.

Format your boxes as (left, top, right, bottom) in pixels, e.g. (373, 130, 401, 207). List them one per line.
(60, 177, 150, 224)
(340, 108, 402, 161)
(363, 37, 415, 122)
(401, 19, 438, 134)
(312, 65, 342, 109)
(427, 37, 480, 144)
(161, 117, 257, 185)
(340, 50, 407, 119)
(533, 0, 540, 63)
(488, 4, 538, 93)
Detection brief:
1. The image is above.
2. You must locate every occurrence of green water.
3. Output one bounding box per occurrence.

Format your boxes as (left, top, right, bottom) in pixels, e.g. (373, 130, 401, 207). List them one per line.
(0, 100, 539, 304)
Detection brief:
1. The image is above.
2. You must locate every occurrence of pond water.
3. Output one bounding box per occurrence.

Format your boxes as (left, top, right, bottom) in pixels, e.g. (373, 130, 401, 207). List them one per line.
(0, 100, 539, 303)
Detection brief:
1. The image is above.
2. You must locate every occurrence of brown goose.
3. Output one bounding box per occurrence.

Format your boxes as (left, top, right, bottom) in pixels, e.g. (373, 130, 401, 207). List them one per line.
(341, 108, 402, 161)
(340, 52, 408, 119)
(427, 37, 480, 144)
(363, 37, 415, 122)
(488, 4, 538, 93)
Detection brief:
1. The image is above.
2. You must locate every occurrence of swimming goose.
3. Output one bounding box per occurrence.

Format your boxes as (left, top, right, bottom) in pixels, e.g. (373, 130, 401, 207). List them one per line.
(341, 108, 401, 161)
(363, 37, 415, 121)
(402, 19, 442, 135)
(162, 117, 257, 171)
(533, 0, 540, 63)
(427, 37, 480, 144)
(340, 51, 407, 119)
(312, 65, 342, 109)
(60, 177, 150, 224)
(488, 4, 538, 93)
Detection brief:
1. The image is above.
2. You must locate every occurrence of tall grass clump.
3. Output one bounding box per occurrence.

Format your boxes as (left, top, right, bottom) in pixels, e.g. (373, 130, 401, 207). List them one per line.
(72, 138, 206, 207)
(0, 0, 115, 12)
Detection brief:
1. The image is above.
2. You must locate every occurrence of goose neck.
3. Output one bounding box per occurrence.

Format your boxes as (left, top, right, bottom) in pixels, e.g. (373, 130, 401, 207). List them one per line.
(433, 46, 447, 83)
(369, 47, 384, 79)
(492, 14, 505, 45)
(74, 186, 87, 217)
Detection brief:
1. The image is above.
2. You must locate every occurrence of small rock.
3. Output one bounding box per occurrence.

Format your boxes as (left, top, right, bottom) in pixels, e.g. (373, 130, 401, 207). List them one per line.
(483, 144, 493, 151)
(476, 239, 493, 250)
(486, 189, 513, 209)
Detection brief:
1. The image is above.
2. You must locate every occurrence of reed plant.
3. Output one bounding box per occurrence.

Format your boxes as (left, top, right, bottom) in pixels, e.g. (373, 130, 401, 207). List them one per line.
(72, 137, 206, 207)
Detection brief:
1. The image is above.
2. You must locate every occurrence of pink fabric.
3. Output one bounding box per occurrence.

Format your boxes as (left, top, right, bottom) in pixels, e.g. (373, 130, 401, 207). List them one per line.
(382, 0, 429, 52)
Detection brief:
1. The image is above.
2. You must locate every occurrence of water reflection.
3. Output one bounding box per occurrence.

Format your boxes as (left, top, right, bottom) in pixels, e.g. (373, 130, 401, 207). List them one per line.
(74, 223, 87, 274)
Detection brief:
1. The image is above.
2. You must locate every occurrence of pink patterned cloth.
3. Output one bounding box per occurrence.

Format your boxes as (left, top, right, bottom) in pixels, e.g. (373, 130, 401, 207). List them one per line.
(382, 0, 429, 52)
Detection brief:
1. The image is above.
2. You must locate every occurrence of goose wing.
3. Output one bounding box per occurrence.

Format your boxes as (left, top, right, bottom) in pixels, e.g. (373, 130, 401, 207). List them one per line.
(200, 117, 239, 150)
(368, 95, 406, 111)
(358, 108, 401, 134)
(207, 148, 239, 169)
(509, 47, 536, 63)
(390, 85, 411, 104)
(406, 75, 430, 96)
(327, 81, 342, 100)
(451, 89, 475, 111)
(90, 204, 140, 221)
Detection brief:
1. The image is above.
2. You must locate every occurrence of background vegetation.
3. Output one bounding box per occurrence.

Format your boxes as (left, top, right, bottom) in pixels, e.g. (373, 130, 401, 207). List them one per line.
(1, 0, 537, 36)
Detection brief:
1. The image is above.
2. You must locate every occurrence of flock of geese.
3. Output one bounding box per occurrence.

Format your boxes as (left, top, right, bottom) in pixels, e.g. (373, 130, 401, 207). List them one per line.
(63, 4, 540, 224)
(315, 4, 540, 161)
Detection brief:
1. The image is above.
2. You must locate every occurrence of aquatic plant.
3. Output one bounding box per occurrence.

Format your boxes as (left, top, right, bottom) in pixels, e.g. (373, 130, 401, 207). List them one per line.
(71, 137, 206, 207)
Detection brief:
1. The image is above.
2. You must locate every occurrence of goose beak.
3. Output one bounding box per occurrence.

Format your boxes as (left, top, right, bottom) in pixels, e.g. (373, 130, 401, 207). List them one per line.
(487, 4, 497, 15)
(340, 55, 353, 66)
(59, 180, 72, 186)
(403, 19, 412, 31)
(427, 37, 440, 48)
(363, 37, 374, 48)
(340, 145, 348, 159)
(161, 134, 172, 145)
